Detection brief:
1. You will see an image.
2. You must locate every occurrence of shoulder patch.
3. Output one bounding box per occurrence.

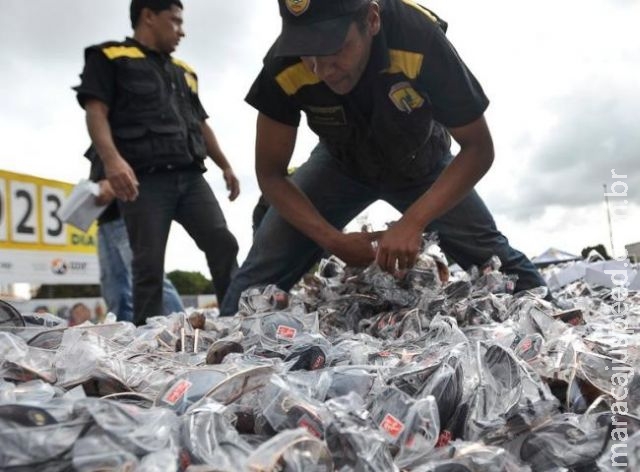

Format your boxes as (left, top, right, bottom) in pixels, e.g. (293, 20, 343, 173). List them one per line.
(172, 58, 198, 93)
(385, 49, 423, 79)
(401, 0, 438, 23)
(184, 72, 198, 94)
(101, 46, 145, 60)
(400, 0, 447, 32)
(275, 62, 321, 96)
(172, 58, 196, 75)
(388, 81, 424, 113)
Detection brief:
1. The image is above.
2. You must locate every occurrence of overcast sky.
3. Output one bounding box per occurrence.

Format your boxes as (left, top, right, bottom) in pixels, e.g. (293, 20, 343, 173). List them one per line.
(1, 0, 638, 280)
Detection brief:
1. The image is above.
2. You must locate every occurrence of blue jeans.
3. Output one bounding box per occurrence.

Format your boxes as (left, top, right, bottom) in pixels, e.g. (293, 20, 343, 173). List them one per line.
(220, 143, 546, 316)
(98, 217, 184, 322)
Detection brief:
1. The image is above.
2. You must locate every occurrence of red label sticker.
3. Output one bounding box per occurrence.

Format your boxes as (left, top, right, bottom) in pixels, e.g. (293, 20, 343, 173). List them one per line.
(297, 414, 322, 438)
(310, 354, 326, 370)
(276, 325, 297, 340)
(567, 316, 582, 326)
(520, 338, 532, 352)
(436, 430, 452, 447)
(163, 379, 192, 405)
(380, 413, 405, 438)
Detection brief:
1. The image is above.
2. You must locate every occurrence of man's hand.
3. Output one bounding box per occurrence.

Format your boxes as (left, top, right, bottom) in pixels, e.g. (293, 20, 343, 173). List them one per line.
(104, 156, 139, 202)
(328, 232, 378, 267)
(84, 99, 139, 202)
(375, 219, 423, 274)
(222, 167, 240, 201)
(372, 116, 494, 275)
(95, 179, 116, 206)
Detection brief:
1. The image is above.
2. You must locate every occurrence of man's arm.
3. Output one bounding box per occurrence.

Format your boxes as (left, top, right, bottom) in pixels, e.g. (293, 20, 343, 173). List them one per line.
(375, 115, 494, 272)
(256, 113, 376, 266)
(84, 99, 139, 201)
(200, 121, 239, 201)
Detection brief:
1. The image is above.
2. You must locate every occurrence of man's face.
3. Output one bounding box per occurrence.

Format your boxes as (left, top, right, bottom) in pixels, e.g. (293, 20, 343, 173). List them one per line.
(70, 305, 91, 326)
(300, 9, 379, 95)
(149, 5, 185, 53)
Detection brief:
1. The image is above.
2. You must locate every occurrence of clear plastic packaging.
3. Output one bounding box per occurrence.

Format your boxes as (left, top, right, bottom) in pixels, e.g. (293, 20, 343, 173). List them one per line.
(181, 402, 252, 468)
(245, 428, 334, 471)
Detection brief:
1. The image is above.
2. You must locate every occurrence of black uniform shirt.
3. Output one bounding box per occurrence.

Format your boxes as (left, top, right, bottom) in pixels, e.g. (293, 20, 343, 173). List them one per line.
(246, 0, 489, 139)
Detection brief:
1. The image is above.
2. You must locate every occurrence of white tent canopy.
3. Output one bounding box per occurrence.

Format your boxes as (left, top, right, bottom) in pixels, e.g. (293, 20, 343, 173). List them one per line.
(532, 247, 582, 267)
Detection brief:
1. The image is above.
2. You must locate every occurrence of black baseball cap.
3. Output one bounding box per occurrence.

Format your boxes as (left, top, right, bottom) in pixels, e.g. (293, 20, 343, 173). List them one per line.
(276, 0, 371, 57)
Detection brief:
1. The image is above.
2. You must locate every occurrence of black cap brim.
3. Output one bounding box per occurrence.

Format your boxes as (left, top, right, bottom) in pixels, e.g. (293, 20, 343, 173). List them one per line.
(275, 14, 354, 57)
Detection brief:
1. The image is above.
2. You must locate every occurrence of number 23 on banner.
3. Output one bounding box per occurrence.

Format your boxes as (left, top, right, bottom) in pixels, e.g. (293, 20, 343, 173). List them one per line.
(0, 171, 73, 249)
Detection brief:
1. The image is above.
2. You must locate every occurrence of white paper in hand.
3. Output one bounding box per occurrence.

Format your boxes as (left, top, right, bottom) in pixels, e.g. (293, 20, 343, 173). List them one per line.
(59, 180, 107, 232)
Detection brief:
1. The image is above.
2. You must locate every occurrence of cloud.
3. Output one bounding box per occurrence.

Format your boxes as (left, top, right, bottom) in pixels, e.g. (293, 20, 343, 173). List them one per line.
(500, 80, 640, 220)
(1, 0, 638, 275)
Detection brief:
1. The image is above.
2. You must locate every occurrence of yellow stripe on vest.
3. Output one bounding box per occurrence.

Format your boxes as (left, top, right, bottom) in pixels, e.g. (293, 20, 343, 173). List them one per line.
(276, 62, 321, 96)
(102, 46, 145, 60)
(385, 49, 424, 79)
(184, 73, 198, 93)
(171, 58, 198, 93)
(172, 57, 195, 74)
(401, 0, 438, 23)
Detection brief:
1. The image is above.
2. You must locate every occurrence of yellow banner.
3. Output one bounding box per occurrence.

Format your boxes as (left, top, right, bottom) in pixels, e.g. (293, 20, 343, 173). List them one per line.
(0, 169, 97, 254)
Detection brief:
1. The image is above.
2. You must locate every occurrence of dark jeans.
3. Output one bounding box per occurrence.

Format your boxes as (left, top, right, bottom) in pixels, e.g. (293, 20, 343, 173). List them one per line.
(97, 217, 184, 322)
(220, 143, 545, 316)
(120, 170, 238, 325)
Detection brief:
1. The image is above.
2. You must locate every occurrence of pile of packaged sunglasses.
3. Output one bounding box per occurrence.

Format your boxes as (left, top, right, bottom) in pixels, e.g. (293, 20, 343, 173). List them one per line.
(1, 239, 639, 471)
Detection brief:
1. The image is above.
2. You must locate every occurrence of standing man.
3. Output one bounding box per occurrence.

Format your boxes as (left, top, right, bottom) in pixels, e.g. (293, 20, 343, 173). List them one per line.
(75, 0, 239, 325)
(220, 0, 546, 315)
(93, 176, 185, 322)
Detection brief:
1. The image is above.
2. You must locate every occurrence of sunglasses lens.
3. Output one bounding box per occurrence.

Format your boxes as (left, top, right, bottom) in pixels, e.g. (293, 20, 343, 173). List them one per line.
(0, 300, 25, 327)
(567, 375, 588, 413)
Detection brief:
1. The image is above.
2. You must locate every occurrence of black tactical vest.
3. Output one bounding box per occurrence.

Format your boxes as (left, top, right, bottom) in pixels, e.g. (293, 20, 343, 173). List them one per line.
(86, 41, 207, 172)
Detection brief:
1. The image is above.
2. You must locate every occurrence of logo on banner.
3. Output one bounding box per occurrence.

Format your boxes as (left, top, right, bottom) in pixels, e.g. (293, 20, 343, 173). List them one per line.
(0, 262, 12, 271)
(51, 259, 68, 275)
(50, 258, 89, 275)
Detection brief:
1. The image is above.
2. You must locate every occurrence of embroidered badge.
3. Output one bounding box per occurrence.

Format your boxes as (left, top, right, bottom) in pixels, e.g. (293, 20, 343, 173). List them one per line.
(286, 0, 311, 16)
(389, 81, 424, 113)
(306, 105, 347, 126)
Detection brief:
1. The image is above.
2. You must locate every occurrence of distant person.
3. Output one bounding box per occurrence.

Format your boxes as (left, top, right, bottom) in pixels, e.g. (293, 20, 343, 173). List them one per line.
(34, 305, 50, 314)
(220, 0, 546, 315)
(69, 302, 92, 327)
(74, 0, 240, 325)
(93, 176, 184, 322)
(56, 305, 70, 320)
